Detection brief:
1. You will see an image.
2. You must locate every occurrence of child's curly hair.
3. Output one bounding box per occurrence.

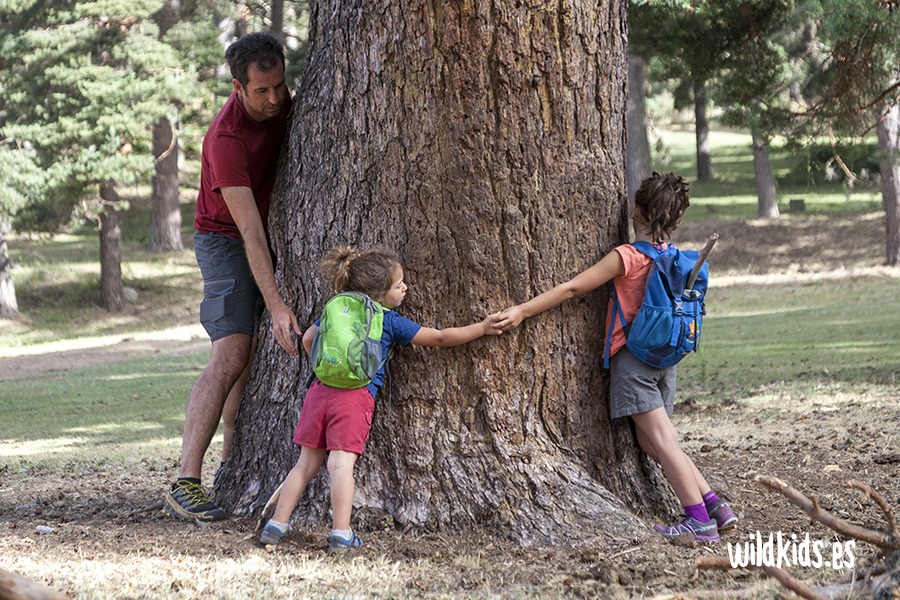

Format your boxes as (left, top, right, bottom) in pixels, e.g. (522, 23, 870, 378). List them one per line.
(320, 246, 401, 299)
(634, 172, 690, 242)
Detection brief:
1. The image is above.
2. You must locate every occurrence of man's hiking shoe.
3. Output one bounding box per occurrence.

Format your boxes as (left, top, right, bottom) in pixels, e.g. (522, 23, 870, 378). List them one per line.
(653, 516, 720, 543)
(162, 480, 226, 522)
(707, 499, 739, 531)
(259, 522, 287, 546)
(329, 531, 363, 552)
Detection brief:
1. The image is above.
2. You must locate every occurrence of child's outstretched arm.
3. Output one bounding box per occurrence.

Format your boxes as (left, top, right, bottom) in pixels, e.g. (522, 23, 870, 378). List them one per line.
(496, 250, 624, 331)
(410, 313, 502, 347)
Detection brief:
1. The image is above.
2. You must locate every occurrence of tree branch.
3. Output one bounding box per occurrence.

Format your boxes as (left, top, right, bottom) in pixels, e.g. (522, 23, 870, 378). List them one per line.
(696, 556, 827, 600)
(847, 480, 900, 540)
(755, 475, 900, 551)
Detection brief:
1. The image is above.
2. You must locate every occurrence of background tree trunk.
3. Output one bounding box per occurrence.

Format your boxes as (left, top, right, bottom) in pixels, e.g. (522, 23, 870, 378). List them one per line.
(752, 131, 780, 218)
(149, 1, 184, 253)
(150, 116, 184, 252)
(269, 0, 285, 43)
(626, 55, 652, 202)
(694, 79, 713, 181)
(0, 222, 19, 320)
(876, 83, 900, 266)
(218, 0, 673, 545)
(99, 182, 124, 313)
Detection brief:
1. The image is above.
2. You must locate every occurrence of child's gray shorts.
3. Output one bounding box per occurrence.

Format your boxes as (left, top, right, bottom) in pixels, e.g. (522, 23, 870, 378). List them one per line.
(609, 348, 676, 419)
(194, 232, 263, 342)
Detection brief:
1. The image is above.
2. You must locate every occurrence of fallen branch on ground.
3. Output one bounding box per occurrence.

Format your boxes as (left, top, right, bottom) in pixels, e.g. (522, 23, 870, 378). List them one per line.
(0, 567, 68, 600)
(696, 475, 899, 599)
(697, 556, 827, 600)
(756, 476, 900, 551)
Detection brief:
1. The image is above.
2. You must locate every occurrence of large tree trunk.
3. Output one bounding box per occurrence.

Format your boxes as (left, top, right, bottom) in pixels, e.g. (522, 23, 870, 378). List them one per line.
(218, 0, 674, 546)
(0, 222, 19, 320)
(694, 78, 713, 181)
(626, 54, 652, 202)
(99, 182, 124, 313)
(752, 130, 780, 218)
(876, 84, 900, 266)
(150, 116, 183, 252)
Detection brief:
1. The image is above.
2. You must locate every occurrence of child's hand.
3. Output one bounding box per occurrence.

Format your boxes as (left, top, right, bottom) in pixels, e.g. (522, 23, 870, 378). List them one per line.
(481, 313, 503, 336)
(495, 306, 525, 331)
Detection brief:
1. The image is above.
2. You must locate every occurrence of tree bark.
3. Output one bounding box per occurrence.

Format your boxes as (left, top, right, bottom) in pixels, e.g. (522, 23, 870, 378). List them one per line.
(99, 182, 124, 313)
(150, 116, 183, 252)
(876, 81, 900, 266)
(752, 130, 780, 218)
(218, 0, 673, 546)
(694, 79, 713, 181)
(0, 222, 19, 320)
(626, 54, 652, 202)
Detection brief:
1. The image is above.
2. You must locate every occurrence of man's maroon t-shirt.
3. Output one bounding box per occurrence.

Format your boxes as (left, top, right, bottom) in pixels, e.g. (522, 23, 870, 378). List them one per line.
(193, 91, 291, 240)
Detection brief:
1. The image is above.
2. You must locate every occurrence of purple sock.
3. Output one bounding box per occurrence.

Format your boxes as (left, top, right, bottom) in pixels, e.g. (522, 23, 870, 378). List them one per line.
(684, 502, 710, 523)
(702, 490, 719, 508)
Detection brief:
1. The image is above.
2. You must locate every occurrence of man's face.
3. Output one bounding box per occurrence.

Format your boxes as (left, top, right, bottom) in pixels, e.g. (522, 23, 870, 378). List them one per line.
(234, 63, 287, 123)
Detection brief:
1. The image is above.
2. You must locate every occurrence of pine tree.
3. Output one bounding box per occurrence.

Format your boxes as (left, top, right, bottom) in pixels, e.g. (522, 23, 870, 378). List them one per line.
(0, 0, 201, 310)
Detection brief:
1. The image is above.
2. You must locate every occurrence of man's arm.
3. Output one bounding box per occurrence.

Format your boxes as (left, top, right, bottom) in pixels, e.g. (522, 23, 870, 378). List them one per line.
(221, 185, 301, 355)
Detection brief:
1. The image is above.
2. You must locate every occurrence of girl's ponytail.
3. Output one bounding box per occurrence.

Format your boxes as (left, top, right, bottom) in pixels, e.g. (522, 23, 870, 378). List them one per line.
(320, 246, 361, 293)
(319, 246, 401, 299)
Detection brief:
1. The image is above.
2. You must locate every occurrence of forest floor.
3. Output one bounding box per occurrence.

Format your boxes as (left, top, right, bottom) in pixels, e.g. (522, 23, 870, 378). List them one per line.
(1, 211, 899, 599)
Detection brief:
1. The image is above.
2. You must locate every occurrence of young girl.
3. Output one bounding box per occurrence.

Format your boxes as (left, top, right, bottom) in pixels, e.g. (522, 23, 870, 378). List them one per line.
(260, 246, 501, 550)
(495, 172, 737, 543)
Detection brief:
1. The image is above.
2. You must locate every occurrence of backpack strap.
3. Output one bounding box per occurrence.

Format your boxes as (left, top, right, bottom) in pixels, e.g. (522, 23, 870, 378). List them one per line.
(602, 242, 666, 368)
(602, 283, 629, 369)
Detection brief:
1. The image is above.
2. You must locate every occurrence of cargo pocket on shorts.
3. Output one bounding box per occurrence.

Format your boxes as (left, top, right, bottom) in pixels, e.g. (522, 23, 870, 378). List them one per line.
(200, 278, 235, 327)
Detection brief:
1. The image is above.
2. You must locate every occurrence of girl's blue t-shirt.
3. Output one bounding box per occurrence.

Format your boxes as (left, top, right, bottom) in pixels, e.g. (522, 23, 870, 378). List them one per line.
(313, 309, 421, 399)
(367, 310, 421, 398)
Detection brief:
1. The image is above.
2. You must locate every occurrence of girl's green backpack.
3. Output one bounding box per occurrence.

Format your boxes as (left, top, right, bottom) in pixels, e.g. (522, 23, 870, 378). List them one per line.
(310, 292, 386, 389)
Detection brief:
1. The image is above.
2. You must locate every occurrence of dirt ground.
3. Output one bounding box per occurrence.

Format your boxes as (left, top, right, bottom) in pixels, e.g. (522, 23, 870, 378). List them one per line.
(2, 211, 899, 599)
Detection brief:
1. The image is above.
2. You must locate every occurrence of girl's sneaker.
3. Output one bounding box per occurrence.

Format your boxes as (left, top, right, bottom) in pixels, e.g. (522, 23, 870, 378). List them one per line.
(653, 517, 720, 542)
(329, 531, 363, 552)
(707, 499, 739, 531)
(259, 522, 287, 546)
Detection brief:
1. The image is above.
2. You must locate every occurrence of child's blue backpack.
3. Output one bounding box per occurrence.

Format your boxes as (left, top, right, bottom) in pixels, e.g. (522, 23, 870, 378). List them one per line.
(603, 241, 710, 369)
(309, 292, 387, 389)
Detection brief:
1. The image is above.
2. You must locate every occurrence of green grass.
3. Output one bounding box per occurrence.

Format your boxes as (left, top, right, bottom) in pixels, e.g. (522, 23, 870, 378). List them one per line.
(0, 351, 208, 466)
(679, 278, 900, 399)
(655, 128, 883, 221)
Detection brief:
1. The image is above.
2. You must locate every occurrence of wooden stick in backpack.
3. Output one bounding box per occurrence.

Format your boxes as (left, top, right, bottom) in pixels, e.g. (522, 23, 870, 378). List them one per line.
(685, 233, 719, 292)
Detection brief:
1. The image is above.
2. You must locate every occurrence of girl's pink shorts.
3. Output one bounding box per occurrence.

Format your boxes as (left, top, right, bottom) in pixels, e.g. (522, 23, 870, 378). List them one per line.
(293, 381, 375, 455)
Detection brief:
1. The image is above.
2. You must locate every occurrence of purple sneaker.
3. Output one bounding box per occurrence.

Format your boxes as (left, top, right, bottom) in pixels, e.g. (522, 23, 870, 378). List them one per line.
(653, 517, 720, 542)
(707, 499, 739, 531)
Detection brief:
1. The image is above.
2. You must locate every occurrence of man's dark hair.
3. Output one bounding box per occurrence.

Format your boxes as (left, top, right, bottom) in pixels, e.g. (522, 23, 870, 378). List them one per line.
(225, 32, 285, 88)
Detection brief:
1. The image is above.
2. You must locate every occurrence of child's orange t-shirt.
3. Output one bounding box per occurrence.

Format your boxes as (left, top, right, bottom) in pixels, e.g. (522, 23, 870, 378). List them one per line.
(603, 243, 664, 358)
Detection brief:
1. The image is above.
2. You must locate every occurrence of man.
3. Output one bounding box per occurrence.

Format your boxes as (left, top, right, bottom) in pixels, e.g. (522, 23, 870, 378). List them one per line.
(163, 32, 300, 522)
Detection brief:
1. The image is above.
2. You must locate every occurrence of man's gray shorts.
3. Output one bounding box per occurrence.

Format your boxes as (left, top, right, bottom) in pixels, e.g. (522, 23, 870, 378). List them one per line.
(194, 232, 263, 342)
(609, 347, 676, 419)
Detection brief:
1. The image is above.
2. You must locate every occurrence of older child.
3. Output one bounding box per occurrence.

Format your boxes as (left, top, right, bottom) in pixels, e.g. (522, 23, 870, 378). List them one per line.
(495, 172, 737, 542)
(260, 246, 501, 550)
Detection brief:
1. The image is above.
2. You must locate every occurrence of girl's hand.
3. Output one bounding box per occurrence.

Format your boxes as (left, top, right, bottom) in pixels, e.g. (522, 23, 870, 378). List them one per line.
(481, 313, 504, 336)
(495, 306, 525, 331)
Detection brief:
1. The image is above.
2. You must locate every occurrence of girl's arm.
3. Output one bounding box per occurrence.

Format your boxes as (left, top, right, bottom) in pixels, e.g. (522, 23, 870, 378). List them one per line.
(301, 324, 318, 355)
(410, 314, 502, 347)
(496, 250, 624, 331)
